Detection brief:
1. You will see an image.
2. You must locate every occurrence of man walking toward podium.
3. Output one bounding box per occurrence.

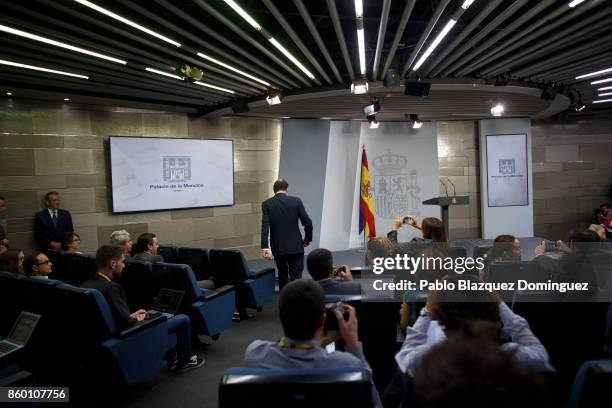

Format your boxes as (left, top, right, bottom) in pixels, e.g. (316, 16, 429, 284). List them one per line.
(261, 179, 313, 291)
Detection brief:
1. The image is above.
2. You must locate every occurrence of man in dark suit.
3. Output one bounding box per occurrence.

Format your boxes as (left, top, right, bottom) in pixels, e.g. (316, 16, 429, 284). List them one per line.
(132, 232, 164, 263)
(34, 191, 74, 250)
(261, 179, 313, 290)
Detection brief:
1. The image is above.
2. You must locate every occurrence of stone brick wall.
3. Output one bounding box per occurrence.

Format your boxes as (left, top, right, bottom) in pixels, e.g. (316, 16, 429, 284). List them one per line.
(436, 121, 481, 239)
(532, 115, 612, 240)
(0, 101, 281, 259)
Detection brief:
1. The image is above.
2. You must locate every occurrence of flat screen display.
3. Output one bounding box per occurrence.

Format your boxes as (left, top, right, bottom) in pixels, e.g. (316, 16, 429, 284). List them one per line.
(109, 136, 234, 213)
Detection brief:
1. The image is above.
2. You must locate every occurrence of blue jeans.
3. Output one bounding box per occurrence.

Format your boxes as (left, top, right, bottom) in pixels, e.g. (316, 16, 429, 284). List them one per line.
(167, 314, 192, 363)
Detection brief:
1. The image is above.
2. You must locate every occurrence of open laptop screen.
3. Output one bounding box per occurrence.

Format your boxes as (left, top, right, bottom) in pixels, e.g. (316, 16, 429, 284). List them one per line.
(9, 312, 40, 345)
(153, 289, 185, 314)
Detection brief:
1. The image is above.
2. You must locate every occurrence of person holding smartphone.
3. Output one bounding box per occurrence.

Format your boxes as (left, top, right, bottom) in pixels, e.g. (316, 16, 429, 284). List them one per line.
(306, 248, 361, 295)
(387, 215, 447, 244)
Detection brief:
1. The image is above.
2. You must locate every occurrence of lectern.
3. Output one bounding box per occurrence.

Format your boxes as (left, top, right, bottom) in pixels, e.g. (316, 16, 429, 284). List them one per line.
(423, 196, 469, 240)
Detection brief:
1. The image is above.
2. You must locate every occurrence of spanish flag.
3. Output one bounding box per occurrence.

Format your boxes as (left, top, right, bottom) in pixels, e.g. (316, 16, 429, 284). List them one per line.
(359, 145, 376, 238)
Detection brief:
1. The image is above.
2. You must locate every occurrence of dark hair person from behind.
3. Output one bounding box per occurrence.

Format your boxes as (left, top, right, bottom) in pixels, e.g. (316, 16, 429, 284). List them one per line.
(306, 248, 361, 295)
(132, 232, 164, 263)
(410, 326, 552, 408)
(260, 178, 313, 290)
(388, 215, 447, 243)
(243, 280, 381, 407)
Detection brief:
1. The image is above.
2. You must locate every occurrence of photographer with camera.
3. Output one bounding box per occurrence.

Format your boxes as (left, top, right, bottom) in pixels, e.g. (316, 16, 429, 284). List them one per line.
(306, 248, 361, 295)
(244, 279, 381, 407)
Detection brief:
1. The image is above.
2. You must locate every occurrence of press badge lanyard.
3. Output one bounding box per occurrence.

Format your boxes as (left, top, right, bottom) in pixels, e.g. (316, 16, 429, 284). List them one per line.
(278, 338, 314, 350)
(96, 272, 111, 282)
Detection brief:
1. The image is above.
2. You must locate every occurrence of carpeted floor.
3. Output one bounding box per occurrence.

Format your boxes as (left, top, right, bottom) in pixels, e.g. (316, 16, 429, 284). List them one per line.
(71, 296, 283, 408)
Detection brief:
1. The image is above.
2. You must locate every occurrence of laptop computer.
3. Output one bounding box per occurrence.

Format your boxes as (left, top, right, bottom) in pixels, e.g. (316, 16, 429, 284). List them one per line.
(0, 312, 41, 358)
(146, 288, 185, 319)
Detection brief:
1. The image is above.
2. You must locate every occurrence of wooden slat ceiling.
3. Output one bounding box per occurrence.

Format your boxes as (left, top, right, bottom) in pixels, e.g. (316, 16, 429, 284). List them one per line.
(0, 0, 610, 119)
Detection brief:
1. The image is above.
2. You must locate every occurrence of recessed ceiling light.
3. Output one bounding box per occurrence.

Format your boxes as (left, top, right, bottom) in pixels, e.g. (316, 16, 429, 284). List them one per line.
(591, 77, 612, 85)
(194, 81, 235, 94)
(64, 98, 70, 101)
(74, 0, 181, 47)
(145, 67, 183, 80)
(0, 59, 89, 79)
(196, 52, 270, 86)
(0, 24, 126, 65)
(6, 91, 12, 96)
(575, 67, 612, 80)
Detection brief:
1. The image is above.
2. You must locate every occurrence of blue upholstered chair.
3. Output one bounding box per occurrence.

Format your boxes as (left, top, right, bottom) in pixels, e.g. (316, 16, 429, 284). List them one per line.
(208, 249, 276, 319)
(151, 263, 235, 338)
(157, 245, 179, 263)
(59, 252, 97, 286)
(53, 283, 174, 386)
(219, 367, 373, 408)
(176, 247, 211, 281)
(567, 359, 612, 407)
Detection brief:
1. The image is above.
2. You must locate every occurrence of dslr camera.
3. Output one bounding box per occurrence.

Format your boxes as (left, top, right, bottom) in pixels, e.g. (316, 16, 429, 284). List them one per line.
(324, 301, 350, 331)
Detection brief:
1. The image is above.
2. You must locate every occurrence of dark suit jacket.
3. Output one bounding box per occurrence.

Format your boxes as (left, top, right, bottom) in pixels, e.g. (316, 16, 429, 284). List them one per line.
(81, 274, 135, 329)
(261, 193, 313, 256)
(34, 208, 74, 249)
(132, 252, 164, 263)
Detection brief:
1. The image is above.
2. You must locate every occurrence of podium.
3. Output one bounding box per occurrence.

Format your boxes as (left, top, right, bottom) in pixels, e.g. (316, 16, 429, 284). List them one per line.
(423, 196, 469, 239)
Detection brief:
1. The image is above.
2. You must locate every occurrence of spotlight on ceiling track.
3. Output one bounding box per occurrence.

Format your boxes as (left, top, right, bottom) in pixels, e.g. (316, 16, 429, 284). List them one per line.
(351, 79, 369, 94)
(540, 85, 557, 101)
(404, 81, 431, 96)
(266, 92, 282, 105)
(368, 115, 379, 129)
(491, 103, 504, 117)
(408, 114, 423, 129)
(64, 98, 70, 102)
(574, 101, 586, 112)
(175, 63, 203, 82)
(6, 91, 12, 96)
(362, 97, 381, 117)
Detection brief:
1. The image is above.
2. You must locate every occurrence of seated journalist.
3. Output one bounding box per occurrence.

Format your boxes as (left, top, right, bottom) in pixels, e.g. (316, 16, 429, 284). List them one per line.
(307, 248, 361, 295)
(132, 232, 164, 263)
(81, 245, 204, 372)
(244, 279, 381, 408)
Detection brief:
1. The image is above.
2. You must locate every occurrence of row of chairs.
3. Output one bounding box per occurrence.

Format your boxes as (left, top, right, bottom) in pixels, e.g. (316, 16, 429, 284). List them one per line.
(44, 247, 277, 324)
(0, 272, 177, 386)
(216, 359, 612, 408)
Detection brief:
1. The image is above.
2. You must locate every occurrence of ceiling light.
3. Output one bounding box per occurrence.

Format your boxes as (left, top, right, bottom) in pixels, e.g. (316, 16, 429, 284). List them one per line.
(591, 77, 612, 85)
(593, 98, 612, 104)
(351, 79, 369, 94)
(196, 52, 270, 86)
(409, 114, 423, 128)
(194, 81, 235, 94)
(266, 93, 282, 105)
(268, 38, 315, 80)
(461, 0, 475, 9)
(354, 0, 363, 18)
(413, 19, 457, 71)
(491, 103, 504, 117)
(64, 98, 70, 101)
(575, 67, 612, 80)
(357, 28, 366, 76)
(224, 0, 261, 30)
(598, 85, 612, 91)
(0, 59, 89, 79)
(145, 67, 184, 80)
(599, 92, 612, 97)
(568, 0, 585, 7)
(355, 1, 366, 76)
(6, 91, 12, 96)
(368, 115, 379, 129)
(0, 24, 126, 65)
(74, 0, 180, 47)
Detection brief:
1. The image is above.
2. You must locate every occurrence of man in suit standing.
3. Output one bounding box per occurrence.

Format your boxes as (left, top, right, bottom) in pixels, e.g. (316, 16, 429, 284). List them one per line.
(261, 179, 313, 290)
(34, 191, 74, 250)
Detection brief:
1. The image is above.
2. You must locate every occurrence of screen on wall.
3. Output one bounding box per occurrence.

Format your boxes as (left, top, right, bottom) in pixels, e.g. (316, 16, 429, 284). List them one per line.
(486, 133, 528, 207)
(109, 136, 234, 213)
